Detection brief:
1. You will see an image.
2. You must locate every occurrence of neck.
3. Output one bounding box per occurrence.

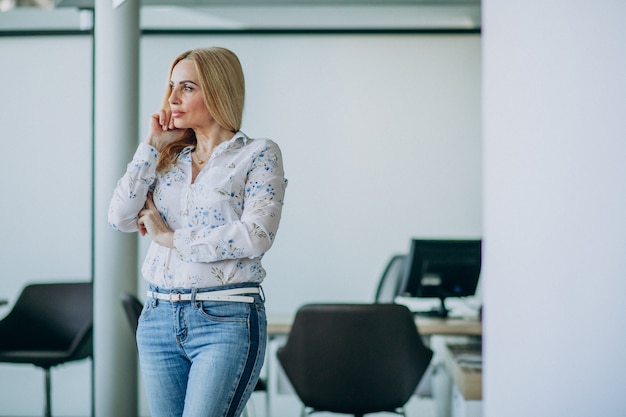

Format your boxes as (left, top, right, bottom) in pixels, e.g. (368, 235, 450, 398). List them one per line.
(194, 127, 234, 154)
(192, 127, 235, 165)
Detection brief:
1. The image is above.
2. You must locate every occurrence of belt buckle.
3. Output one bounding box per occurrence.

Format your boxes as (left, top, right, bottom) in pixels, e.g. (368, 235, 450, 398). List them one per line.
(169, 293, 182, 303)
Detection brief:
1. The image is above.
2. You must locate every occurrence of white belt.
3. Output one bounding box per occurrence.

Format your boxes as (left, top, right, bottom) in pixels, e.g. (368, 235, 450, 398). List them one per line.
(147, 287, 260, 304)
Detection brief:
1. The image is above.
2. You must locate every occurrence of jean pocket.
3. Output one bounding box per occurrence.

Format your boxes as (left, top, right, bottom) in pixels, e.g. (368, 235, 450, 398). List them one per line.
(196, 300, 249, 323)
(139, 298, 155, 322)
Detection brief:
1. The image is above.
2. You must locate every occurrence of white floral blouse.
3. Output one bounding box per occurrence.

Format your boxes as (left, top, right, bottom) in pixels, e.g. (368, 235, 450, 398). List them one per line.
(108, 131, 287, 289)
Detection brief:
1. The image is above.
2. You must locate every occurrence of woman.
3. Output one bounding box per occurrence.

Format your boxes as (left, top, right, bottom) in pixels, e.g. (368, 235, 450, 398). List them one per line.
(108, 47, 287, 417)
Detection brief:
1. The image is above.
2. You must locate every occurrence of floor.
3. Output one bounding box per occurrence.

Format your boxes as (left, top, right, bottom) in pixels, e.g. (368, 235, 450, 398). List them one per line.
(0, 394, 435, 417)
(246, 391, 437, 417)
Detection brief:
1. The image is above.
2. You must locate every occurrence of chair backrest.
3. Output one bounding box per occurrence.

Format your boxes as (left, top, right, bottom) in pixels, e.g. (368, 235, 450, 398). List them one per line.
(277, 303, 433, 415)
(0, 282, 93, 366)
(374, 254, 407, 303)
(121, 292, 143, 335)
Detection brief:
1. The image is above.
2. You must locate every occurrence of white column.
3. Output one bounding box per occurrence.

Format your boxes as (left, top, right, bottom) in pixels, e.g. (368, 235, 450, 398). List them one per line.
(483, 1, 626, 416)
(93, 0, 140, 416)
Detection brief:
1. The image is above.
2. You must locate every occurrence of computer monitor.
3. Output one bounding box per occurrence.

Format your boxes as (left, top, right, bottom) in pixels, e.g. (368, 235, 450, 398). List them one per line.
(399, 238, 482, 317)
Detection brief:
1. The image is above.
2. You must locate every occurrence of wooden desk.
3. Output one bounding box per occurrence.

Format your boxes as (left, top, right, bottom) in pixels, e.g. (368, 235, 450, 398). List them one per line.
(431, 335, 482, 417)
(415, 317, 481, 336)
(440, 341, 482, 400)
(267, 315, 482, 337)
(266, 315, 293, 336)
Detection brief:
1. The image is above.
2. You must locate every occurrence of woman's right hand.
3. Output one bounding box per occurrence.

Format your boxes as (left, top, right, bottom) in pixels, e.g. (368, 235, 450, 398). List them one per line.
(145, 109, 186, 151)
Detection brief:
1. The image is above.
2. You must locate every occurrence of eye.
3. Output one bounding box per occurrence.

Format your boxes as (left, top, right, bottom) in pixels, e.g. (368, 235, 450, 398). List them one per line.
(183, 85, 194, 92)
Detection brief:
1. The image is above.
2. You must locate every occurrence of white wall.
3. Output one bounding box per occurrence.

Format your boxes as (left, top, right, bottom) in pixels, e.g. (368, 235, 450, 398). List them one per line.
(138, 33, 482, 316)
(0, 10, 481, 417)
(0, 35, 93, 417)
(482, 1, 626, 416)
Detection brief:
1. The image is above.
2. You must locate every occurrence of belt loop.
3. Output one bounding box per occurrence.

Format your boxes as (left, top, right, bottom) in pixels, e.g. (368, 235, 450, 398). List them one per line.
(259, 285, 266, 303)
(191, 287, 197, 304)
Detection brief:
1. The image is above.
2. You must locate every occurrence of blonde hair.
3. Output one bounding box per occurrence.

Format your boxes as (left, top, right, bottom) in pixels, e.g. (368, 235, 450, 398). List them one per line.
(157, 47, 245, 171)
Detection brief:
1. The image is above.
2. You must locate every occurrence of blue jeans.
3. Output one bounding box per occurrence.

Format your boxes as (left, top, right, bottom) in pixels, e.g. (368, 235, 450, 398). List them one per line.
(136, 284, 267, 417)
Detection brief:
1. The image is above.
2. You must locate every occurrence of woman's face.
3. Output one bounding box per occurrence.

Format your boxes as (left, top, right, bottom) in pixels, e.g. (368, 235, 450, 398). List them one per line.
(168, 59, 213, 131)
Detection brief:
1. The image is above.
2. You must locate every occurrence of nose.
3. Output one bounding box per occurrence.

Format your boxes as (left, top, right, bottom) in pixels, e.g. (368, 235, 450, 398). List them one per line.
(168, 88, 180, 105)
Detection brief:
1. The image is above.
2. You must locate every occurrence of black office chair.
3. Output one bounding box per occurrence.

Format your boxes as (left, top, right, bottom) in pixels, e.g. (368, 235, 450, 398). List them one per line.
(277, 303, 433, 417)
(0, 282, 93, 417)
(120, 292, 269, 414)
(374, 254, 407, 303)
(121, 291, 144, 336)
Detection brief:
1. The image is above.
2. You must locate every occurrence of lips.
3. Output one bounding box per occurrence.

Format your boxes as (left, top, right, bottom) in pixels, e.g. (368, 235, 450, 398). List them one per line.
(171, 111, 184, 118)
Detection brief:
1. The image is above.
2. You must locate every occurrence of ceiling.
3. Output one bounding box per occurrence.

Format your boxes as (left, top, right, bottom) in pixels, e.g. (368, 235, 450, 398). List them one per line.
(1, 0, 480, 30)
(52, 0, 479, 8)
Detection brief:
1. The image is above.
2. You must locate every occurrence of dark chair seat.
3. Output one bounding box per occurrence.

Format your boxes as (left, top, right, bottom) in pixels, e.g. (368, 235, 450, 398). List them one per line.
(277, 303, 433, 417)
(121, 291, 144, 335)
(0, 282, 93, 417)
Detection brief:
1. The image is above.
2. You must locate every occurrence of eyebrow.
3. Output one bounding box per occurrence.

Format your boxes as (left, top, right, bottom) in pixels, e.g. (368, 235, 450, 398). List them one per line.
(170, 80, 199, 86)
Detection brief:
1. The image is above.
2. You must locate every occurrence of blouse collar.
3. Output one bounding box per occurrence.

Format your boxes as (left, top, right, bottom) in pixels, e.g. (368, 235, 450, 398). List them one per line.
(181, 130, 249, 158)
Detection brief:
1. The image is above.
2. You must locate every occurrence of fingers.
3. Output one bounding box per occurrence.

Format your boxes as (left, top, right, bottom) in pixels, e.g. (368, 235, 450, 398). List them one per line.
(145, 197, 156, 210)
(137, 213, 147, 236)
(157, 109, 174, 131)
(138, 194, 156, 236)
(136, 196, 173, 247)
(146, 110, 183, 150)
(158, 109, 167, 130)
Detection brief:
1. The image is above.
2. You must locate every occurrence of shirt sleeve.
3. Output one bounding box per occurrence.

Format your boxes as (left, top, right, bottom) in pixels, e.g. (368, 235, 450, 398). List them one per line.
(173, 139, 287, 263)
(108, 143, 159, 233)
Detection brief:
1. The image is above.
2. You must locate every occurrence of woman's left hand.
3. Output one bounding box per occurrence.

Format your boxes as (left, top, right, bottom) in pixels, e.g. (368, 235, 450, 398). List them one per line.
(138, 194, 175, 248)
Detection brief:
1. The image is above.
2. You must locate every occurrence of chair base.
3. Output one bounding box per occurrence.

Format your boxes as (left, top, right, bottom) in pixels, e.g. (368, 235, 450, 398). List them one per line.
(302, 406, 407, 417)
(241, 384, 270, 417)
(44, 367, 51, 417)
